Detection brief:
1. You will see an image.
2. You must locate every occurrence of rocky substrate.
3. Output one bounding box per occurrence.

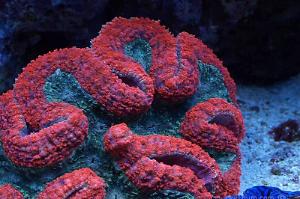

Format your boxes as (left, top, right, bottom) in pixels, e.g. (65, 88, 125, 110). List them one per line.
(238, 74, 300, 192)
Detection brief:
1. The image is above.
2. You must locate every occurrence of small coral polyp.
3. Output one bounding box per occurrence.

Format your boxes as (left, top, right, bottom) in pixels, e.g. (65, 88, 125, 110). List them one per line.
(0, 17, 244, 198)
(37, 168, 106, 199)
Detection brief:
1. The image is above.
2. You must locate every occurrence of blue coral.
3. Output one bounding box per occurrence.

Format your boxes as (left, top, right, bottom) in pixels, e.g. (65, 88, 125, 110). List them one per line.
(225, 186, 300, 199)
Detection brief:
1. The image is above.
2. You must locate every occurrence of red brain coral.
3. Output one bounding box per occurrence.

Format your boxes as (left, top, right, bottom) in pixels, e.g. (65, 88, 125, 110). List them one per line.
(37, 168, 106, 199)
(0, 184, 24, 199)
(0, 17, 243, 198)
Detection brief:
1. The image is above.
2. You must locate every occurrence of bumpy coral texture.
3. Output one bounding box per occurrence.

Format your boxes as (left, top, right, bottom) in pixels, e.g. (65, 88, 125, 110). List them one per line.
(0, 168, 106, 199)
(0, 90, 88, 168)
(0, 184, 24, 199)
(37, 168, 106, 199)
(0, 17, 243, 198)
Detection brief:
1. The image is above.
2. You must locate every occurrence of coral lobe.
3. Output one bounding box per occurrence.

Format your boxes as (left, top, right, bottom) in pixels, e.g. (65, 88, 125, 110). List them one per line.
(0, 184, 24, 199)
(37, 168, 106, 199)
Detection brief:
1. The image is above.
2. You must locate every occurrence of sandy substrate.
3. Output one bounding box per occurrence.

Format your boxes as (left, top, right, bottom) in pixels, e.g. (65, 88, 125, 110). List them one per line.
(238, 74, 300, 192)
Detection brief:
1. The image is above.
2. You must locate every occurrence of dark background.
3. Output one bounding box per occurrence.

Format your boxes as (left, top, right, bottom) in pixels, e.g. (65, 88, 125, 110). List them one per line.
(0, 0, 299, 93)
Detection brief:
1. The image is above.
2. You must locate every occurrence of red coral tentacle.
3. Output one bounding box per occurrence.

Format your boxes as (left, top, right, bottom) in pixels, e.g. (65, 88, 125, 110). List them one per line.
(37, 168, 106, 199)
(0, 184, 24, 199)
(177, 32, 237, 104)
(91, 17, 199, 102)
(104, 123, 227, 197)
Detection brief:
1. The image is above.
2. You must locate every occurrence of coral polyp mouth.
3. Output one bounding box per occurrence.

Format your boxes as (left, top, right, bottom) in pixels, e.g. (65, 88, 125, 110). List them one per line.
(20, 121, 37, 136)
(150, 152, 216, 185)
(62, 183, 87, 199)
(112, 69, 146, 92)
(208, 112, 238, 134)
(20, 117, 67, 137)
(150, 152, 217, 192)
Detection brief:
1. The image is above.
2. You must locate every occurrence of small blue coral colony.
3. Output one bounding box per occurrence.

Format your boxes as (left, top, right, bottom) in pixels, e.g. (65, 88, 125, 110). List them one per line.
(225, 186, 300, 199)
(0, 17, 299, 199)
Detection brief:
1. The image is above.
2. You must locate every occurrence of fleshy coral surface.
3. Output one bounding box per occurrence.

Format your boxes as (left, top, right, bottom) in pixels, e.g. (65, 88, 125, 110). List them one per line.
(0, 17, 242, 198)
(37, 168, 106, 199)
(0, 184, 24, 199)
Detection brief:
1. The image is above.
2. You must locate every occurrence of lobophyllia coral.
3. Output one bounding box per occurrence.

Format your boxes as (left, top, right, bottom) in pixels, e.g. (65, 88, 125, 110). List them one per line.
(104, 123, 220, 198)
(0, 17, 244, 198)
